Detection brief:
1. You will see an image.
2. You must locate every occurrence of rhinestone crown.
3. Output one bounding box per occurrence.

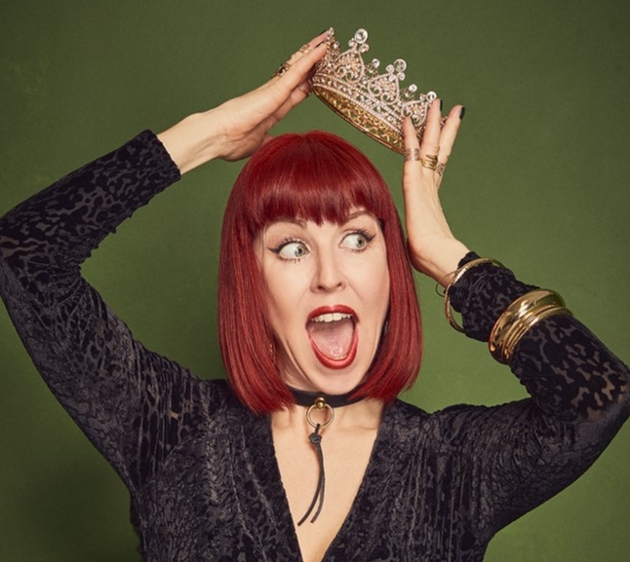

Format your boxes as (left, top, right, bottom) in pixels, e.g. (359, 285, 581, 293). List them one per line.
(312, 28, 437, 154)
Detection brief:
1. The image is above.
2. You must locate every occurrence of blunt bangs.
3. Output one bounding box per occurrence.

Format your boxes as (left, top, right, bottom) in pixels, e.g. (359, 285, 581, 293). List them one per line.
(238, 131, 395, 234)
(219, 131, 422, 414)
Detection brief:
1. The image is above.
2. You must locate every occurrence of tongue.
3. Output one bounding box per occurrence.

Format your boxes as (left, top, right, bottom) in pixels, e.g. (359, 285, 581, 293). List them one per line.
(307, 318, 354, 360)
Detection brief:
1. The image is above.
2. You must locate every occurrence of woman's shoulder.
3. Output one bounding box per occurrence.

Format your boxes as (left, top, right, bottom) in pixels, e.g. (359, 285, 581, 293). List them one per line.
(195, 377, 238, 408)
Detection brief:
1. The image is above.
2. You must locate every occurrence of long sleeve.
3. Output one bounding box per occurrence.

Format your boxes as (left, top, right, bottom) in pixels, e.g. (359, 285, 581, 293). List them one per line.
(0, 131, 205, 494)
(442, 252, 630, 540)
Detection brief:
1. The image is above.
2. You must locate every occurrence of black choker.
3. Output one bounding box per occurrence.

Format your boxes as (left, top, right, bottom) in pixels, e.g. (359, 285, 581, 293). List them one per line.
(289, 387, 364, 408)
(287, 387, 365, 526)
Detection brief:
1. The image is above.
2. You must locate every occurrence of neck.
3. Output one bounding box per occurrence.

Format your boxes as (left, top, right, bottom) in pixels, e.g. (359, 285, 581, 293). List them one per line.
(272, 392, 384, 432)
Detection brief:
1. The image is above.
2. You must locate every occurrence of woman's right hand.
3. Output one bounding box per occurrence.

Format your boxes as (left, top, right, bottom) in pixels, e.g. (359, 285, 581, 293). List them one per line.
(158, 30, 329, 173)
(401, 101, 470, 285)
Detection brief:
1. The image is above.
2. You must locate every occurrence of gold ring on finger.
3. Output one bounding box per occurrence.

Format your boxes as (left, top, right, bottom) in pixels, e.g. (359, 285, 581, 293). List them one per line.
(274, 61, 291, 78)
(421, 154, 438, 170)
(435, 162, 446, 176)
(404, 148, 421, 162)
(299, 43, 313, 55)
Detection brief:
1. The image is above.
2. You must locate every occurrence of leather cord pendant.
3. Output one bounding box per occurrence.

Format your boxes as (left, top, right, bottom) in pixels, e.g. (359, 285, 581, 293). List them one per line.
(297, 421, 326, 525)
(288, 388, 363, 525)
(297, 396, 333, 525)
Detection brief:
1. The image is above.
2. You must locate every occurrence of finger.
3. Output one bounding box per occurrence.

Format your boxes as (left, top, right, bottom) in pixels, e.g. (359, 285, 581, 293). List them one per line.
(437, 105, 465, 164)
(401, 117, 439, 253)
(271, 29, 329, 85)
(268, 31, 329, 117)
(286, 29, 330, 65)
(273, 83, 311, 121)
(296, 78, 313, 98)
(402, 117, 423, 186)
(402, 110, 440, 181)
(402, 115, 420, 152)
(419, 98, 442, 158)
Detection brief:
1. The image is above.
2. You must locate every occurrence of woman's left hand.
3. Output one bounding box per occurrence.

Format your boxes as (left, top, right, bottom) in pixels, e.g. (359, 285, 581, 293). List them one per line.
(401, 100, 470, 285)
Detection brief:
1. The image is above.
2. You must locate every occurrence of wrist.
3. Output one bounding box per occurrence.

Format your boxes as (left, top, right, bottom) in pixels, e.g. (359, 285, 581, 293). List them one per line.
(412, 238, 470, 285)
(157, 110, 223, 174)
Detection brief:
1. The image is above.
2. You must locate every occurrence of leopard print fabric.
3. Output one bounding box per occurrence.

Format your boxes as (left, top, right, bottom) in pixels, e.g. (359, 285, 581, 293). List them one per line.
(0, 131, 628, 561)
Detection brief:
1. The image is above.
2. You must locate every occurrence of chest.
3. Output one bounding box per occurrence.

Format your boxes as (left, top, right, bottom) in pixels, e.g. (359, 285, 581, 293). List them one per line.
(135, 398, 486, 562)
(272, 424, 378, 562)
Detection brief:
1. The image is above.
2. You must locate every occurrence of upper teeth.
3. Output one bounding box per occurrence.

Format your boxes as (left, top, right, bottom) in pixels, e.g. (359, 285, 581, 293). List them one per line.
(311, 312, 353, 323)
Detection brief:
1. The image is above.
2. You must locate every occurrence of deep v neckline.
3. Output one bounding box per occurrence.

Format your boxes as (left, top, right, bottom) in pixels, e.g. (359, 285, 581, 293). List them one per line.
(239, 402, 396, 562)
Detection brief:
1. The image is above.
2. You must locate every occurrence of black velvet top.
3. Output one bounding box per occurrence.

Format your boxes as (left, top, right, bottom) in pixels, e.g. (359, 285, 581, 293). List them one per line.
(0, 131, 628, 562)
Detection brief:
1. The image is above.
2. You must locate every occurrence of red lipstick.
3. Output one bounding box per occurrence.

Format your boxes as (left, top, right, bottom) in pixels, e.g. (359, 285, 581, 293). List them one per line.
(306, 305, 358, 369)
(307, 305, 356, 322)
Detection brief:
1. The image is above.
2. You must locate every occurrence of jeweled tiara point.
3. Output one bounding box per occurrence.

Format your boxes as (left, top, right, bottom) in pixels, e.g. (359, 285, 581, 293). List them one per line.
(312, 28, 438, 154)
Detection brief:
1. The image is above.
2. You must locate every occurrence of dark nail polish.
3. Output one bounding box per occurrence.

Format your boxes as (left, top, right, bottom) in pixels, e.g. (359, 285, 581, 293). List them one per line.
(459, 106, 466, 120)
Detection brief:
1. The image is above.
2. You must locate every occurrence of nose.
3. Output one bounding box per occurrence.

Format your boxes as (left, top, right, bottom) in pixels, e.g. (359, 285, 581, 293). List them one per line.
(311, 249, 346, 292)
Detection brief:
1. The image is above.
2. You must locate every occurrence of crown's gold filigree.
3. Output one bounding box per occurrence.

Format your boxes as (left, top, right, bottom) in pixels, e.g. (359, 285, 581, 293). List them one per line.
(312, 28, 437, 154)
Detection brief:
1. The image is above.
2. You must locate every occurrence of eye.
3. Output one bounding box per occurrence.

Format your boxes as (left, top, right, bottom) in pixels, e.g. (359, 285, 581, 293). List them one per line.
(341, 230, 374, 252)
(271, 240, 310, 260)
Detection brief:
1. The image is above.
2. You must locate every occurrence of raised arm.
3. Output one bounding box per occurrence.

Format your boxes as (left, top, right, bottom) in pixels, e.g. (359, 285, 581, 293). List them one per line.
(0, 132, 184, 492)
(400, 100, 630, 537)
(0, 32, 328, 493)
(157, 32, 328, 171)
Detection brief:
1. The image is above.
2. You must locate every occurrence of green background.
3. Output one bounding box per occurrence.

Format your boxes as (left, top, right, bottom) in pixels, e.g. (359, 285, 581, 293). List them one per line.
(1, 1, 629, 560)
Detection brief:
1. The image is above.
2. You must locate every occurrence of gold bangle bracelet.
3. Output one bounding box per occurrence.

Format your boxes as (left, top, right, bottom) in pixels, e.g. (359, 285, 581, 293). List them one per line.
(502, 305, 571, 364)
(488, 289, 572, 364)
(443, 258, 504, 332)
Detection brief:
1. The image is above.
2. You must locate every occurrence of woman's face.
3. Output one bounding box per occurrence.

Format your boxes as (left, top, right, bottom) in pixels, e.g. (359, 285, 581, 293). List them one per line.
(256, 209, 390, 395)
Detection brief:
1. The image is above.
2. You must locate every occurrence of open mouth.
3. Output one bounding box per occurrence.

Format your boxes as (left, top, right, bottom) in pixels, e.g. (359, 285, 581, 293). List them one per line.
(306, 306, 358, 369)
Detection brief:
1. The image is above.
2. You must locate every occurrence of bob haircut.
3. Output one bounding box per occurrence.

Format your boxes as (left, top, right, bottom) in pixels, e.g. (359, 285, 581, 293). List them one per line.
(219, 131, 422, 414)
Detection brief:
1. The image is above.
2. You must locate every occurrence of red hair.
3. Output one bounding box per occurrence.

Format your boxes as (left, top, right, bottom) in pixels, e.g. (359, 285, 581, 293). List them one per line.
(219, 131, 422, 414)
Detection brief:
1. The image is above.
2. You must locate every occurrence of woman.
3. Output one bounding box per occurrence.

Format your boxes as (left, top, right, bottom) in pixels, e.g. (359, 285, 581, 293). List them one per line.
(0, 30, 628, 561)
